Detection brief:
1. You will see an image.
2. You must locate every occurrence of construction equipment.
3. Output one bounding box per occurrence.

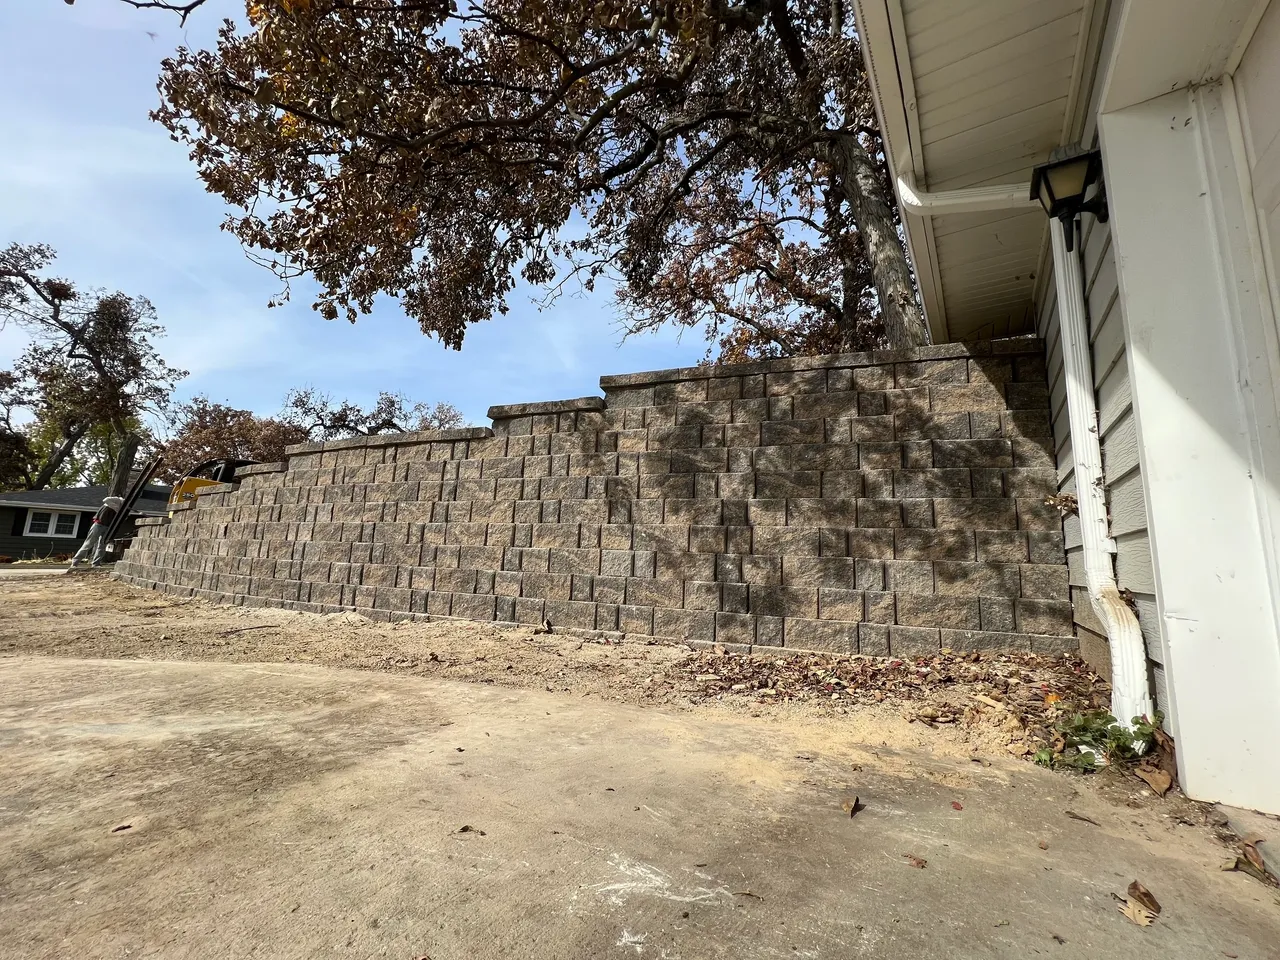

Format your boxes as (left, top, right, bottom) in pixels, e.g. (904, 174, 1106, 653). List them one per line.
(100, 451, 166, 557)
(167, 458, 259, 510)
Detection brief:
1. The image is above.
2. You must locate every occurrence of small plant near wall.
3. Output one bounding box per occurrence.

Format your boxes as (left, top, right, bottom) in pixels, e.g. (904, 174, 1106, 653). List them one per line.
(1034, 710, 1163, 772)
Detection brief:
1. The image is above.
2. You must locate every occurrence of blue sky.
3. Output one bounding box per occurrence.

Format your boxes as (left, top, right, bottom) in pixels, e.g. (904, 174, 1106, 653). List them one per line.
(0, 1, 706, 426)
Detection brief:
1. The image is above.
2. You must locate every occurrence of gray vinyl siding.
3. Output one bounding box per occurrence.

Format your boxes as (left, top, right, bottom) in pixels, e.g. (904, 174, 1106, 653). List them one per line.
(0, 506, 93, 560)
(1033, 215, 1167, 717)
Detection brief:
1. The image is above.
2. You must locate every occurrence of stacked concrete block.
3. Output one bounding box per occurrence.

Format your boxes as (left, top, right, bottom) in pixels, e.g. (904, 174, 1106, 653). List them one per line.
(117, 339, 1075, 656)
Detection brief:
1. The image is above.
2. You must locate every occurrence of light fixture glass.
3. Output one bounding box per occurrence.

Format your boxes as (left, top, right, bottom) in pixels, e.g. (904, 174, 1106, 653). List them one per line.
(1030, 147, 1107, 251)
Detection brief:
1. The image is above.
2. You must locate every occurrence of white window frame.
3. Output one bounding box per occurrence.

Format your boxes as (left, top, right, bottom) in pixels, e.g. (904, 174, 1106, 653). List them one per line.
(23, 510, 82, 539)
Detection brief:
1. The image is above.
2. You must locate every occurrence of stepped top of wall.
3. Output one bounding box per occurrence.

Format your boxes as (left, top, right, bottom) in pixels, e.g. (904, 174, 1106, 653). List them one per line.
(487, 397, 606, 420)
(284, 426, 493, 457)
(599, 337, 1043, 388)
(272, 337, 1044, 458)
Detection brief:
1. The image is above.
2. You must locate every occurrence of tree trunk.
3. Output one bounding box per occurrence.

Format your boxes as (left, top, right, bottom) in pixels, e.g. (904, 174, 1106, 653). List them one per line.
(831, 134, 929, 349)
(28, 422, 90, 491)
(824, 179, 860, 353)
(106, 432, 141, 500)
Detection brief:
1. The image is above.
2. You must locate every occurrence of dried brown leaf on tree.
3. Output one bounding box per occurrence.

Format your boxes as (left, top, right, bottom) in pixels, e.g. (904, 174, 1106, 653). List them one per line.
(149, 0, 932, 356)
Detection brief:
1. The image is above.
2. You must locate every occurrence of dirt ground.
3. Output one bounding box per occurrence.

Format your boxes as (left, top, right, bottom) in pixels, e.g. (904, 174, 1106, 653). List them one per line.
(0, 572, 1113, 760)
(1, 572, 1278, 959)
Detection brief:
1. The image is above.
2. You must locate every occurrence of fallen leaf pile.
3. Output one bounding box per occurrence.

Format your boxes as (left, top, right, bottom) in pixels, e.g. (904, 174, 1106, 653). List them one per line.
(662, 647, 1110, 757)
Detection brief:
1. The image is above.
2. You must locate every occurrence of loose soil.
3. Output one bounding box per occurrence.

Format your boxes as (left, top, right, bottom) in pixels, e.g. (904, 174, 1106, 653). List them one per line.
(3, 572, 1277, 959)
(0, 570, 1212, 806)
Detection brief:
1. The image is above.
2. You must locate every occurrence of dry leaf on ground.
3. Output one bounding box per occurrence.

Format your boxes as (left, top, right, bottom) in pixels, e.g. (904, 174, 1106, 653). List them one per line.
(1127, 881, 1161, 915)
(1242, 835, 1268, 874)
(903, 854, 927, 869)
(1118, 898, 1155, 926)
(1134, 766, 1172, 796)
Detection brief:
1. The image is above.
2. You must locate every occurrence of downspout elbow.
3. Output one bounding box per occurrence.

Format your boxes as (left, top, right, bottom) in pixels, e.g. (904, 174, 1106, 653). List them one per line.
(896, 169, 1040, 217)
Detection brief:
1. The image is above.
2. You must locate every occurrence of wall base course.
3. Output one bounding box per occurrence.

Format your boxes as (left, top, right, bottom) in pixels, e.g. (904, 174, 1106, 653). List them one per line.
(117, 339, 1075, 659)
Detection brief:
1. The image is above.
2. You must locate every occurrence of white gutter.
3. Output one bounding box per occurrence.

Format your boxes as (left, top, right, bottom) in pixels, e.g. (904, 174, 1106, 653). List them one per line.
(1050, 216, 1154, 731)
(895, 169, 1040, 217)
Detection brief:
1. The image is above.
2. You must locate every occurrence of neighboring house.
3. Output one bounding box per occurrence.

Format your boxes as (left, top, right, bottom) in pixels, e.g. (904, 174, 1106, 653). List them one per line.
(853, 0, 1280, 813)
(0, 485, 172, 561)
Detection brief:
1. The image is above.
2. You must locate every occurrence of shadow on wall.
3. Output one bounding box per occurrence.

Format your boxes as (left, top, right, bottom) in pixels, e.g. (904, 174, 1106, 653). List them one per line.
(116, 339, 1073, 658)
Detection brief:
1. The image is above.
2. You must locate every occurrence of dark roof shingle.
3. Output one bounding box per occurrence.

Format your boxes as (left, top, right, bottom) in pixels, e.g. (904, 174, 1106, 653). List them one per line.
(0, 484, 171, 514)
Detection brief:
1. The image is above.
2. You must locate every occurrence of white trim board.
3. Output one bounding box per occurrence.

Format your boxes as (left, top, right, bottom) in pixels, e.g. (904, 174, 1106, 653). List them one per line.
(1099, 84, 1280, 813)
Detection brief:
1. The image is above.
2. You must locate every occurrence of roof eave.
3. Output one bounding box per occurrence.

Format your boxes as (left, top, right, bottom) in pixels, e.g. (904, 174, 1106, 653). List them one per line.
(852, 0, 950, 345)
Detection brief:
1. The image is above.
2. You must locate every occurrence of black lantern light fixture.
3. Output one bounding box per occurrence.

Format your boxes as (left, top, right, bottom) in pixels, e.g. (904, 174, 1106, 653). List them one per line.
(1029, 146, 1107, 251)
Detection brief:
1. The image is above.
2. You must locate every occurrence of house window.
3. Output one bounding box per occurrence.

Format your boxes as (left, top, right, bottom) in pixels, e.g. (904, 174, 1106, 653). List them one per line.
(24, 510, 81, 538)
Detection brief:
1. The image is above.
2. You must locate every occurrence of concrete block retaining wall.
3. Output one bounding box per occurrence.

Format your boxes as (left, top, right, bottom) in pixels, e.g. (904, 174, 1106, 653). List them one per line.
(116, 339, 1074, 656)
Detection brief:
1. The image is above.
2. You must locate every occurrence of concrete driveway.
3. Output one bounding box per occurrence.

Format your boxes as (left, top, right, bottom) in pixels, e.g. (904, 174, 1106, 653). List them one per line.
(0, 566, 68, 578)
(0, 657, 1274, 959)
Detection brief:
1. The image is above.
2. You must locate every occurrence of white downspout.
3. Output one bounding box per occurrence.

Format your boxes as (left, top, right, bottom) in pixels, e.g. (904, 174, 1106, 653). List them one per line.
(1050, 216, 1155, 730)
(896, 169, 1040, 216)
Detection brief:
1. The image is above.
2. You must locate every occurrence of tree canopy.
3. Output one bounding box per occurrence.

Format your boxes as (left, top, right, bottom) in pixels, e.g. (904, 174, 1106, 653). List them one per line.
(0, 243, 185, 490)
(158, 391, 465, 481)
(280, 388, 464, 440)
(144, 0, 924, 357)
(159, 395, 308, 480)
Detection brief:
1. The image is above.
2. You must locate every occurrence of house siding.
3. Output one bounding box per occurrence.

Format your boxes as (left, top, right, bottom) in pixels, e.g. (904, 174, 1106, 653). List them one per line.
(0, 506, 94, 560)
(1034, 215, 1168, 716)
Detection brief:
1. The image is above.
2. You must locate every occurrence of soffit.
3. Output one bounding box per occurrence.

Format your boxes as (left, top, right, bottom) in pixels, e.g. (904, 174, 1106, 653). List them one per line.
(856, 0, 1107, 341)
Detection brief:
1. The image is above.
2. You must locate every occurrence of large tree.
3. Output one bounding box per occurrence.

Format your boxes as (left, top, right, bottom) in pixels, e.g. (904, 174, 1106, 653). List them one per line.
(157, 391, 463, 482)
(144, 0, 924, 356)
(0, 243, 185, 491)
(280, 388, 464, 441)
(159, 395, 308, 480)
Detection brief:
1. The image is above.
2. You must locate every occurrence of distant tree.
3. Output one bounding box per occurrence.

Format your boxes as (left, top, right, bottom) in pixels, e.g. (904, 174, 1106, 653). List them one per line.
(281, 388, 465, 442)
(138, 0, 923, 354)
(0, 371, 33, 491)
(158, 396, 308, 481)
(23, 417, 155, 489)
(0, 243, 185, 491)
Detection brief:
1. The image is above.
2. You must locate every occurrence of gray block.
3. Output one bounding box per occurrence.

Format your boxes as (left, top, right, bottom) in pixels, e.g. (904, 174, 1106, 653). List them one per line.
(858, 623, 891, 656)
(715, 612, 756, 645)
(896, 593, 980, 630)
(785, 618, 858, 653)
(619, 605, 654, 635)
(1016, 599, 1074, 635)
(979, 597, 1016, 632)
(653, 608, 715, 644)
(894, 529, 976, 562)
(749, 585, 818, 618)
(818, 588, 864, 621)
(889, 625, 942, 657)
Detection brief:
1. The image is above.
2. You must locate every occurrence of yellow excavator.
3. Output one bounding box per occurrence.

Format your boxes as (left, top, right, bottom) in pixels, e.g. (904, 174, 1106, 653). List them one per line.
(167, 459, 259, 511)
